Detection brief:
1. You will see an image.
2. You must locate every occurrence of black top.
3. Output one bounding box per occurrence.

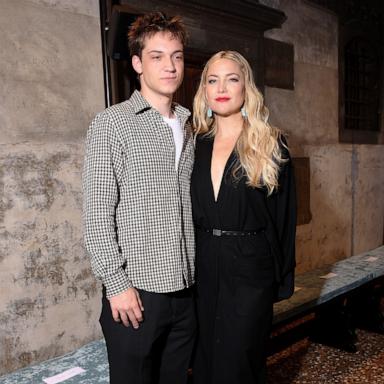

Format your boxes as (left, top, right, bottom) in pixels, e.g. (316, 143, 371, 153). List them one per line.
(192, 136, 267, 233)
(191, 135, 297, 301)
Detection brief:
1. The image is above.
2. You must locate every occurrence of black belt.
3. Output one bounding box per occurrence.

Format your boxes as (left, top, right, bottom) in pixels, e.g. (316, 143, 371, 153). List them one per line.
(196, 225, 265, 237)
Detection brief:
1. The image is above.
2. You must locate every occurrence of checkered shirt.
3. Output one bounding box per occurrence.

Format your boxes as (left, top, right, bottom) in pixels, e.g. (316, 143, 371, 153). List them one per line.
(83, 90, 195, 298)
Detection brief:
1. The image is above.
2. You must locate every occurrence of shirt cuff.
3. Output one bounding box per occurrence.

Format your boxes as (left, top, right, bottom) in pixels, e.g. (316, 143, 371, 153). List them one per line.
(102, 268, 133, 299)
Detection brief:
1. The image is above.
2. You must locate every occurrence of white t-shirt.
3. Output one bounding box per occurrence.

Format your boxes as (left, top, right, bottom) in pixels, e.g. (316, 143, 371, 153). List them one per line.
(162, 116, 184, 170)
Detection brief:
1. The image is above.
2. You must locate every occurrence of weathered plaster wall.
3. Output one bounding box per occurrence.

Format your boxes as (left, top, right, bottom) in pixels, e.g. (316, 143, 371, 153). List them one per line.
(263, 0, 384, 272)
(0, 0, 104, 375)
(294, 145, 353, 270)
(0, 0, 102, 143)
(352, 146, 384, 255)
(1, 0, 383, 375)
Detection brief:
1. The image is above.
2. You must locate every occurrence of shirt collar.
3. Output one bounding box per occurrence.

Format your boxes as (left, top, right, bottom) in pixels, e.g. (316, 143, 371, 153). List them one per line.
(130, 90, 191, 120)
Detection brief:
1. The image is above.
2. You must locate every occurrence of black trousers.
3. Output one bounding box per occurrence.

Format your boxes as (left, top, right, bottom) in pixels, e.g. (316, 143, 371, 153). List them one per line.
(100, 287, 196, 384)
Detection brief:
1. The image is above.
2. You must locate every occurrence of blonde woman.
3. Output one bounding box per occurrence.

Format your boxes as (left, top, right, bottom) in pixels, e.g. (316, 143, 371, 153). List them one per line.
(191, 51, 296, 384)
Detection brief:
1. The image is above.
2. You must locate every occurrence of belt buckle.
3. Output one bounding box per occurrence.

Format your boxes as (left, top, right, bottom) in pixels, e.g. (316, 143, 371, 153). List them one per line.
(212, 228, 222, 237)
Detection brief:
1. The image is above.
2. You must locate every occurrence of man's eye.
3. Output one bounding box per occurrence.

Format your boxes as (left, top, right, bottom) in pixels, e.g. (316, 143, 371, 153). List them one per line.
(152, 56, 161, 60)
(175, 55, 183, 60)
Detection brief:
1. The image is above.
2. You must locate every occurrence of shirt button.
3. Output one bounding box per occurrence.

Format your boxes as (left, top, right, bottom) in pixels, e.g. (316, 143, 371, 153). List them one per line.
(216, 315, 220, 320)
(216, 338, 220, 343)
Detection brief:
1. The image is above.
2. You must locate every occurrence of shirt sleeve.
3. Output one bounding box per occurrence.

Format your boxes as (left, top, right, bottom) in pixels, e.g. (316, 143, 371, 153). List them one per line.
(82, 111, 133, 298)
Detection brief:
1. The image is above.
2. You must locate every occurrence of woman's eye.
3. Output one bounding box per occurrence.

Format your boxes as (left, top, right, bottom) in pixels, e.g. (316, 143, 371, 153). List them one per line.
(229, 77, 239, 82)
(207, 79, 216, 84)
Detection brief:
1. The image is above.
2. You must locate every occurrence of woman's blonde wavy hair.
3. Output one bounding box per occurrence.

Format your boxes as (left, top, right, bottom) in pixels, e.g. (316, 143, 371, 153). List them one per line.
(193, 50, 287, 195)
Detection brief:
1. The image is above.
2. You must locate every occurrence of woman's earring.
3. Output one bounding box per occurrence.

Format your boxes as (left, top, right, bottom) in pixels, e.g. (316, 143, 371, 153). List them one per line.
(207, 108, 213, 118)
(241, 107, 247, 118)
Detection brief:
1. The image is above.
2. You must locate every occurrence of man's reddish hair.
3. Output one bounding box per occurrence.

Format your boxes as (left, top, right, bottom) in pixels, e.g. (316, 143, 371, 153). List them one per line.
(128, 12, 187, 57)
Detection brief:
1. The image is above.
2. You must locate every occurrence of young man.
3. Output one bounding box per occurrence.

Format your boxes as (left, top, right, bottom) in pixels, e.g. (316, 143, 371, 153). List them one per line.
(83, 12, 195, 384)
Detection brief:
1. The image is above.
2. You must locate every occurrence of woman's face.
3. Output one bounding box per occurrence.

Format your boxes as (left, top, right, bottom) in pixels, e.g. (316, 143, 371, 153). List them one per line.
(205, 58, 245, 117)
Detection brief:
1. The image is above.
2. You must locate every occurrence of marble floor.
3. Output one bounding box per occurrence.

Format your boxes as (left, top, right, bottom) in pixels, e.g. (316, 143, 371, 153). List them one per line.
(267, 329, 384, 384)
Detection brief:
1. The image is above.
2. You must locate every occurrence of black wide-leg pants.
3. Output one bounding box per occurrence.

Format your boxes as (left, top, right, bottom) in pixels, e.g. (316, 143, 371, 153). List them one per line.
(100, 287, 196, 384)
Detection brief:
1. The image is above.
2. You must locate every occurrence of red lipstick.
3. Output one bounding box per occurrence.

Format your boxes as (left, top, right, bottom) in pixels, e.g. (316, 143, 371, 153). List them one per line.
(215, 97, 230, 102)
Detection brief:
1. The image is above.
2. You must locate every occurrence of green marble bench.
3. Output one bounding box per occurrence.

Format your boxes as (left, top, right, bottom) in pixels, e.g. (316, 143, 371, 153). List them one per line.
(0, 340, 109, 384)
(273, 245, 384, 324)
(271, 245, 384, 352)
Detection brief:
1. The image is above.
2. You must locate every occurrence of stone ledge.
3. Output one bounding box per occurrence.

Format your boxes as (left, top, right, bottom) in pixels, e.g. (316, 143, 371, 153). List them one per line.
(273, 246, 384, 324)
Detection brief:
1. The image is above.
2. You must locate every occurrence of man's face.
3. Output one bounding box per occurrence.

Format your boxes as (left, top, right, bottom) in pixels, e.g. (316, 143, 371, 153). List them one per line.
(132, 32, 184, 99)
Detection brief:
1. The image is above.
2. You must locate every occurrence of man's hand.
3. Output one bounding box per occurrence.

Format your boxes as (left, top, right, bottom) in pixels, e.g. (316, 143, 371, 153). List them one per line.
(109, 288, 144, 329)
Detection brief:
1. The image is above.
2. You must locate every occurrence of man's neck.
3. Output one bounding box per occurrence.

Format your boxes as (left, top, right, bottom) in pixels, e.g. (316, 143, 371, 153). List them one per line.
(140, 89, 174, 118)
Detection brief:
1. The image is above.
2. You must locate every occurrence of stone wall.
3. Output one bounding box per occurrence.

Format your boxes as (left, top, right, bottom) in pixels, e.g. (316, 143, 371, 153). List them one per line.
(262, 0, 384, 272)
(1, 0, 383, 375)
(0, 0, 104, 374)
